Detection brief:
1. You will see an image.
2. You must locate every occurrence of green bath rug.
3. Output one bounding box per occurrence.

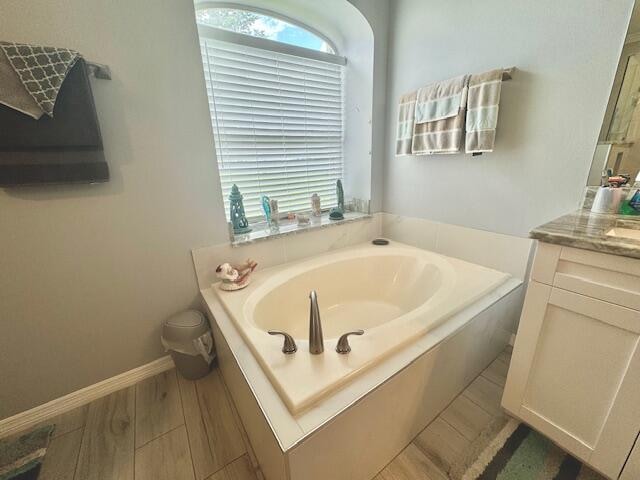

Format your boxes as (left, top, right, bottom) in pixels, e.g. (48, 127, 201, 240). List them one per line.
(0, 425, 54, 480)
(451, 418, 606, 480)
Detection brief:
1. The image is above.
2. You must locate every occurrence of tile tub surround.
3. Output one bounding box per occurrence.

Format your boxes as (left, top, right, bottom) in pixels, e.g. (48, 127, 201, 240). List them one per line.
(380, 213, 534, 280)
(192, 213, 533, 291)
(191, 214, 382, 290)
(192, 213, 533, 289)
(202, 276, 523, 480)
(530, 209, 640, 259)
(230, 212, 372, 247)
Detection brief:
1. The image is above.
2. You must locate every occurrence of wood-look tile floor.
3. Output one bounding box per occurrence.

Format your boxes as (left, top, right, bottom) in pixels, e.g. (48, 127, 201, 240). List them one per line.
(23, 348, 512, 480)
(30, 369, 262, 480)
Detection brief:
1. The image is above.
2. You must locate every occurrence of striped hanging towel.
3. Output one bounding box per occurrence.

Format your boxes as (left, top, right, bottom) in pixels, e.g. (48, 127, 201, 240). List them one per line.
(412, 74, 469, 155)
(396, 90, 416, 156)
(465, 69, 503, 153)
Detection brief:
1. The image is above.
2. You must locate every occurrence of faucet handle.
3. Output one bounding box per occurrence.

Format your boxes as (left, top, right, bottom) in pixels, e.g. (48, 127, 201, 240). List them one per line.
(268, 330, 297, 354)
(336, 330, 364, 354)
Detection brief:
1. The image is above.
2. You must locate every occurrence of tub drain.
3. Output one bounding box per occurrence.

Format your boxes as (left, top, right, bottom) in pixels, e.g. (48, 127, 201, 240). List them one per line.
(372, 238, 389, 245)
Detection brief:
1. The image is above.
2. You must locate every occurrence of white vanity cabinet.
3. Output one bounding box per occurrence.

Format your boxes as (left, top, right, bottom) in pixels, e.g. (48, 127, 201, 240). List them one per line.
(502, 242, 640, 479)
(621, 439, 640, 480)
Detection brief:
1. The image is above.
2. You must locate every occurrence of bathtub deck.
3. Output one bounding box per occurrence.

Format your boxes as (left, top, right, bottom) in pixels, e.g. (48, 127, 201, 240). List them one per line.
(7, 348, 513, 480)
(211, 241, 512, 415)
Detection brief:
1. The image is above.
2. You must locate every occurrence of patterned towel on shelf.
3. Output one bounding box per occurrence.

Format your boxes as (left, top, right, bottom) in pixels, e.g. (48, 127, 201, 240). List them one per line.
(465, 69, 503, 153)
(412, 74, 470, 155)
(0, 41, 81, 119)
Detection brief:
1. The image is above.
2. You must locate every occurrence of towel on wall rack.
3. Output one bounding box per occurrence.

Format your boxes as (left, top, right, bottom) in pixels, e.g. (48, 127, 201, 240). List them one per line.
(0, 41, 81, 119)
(395, 67, 513, 157)
(412, 74, 469, 155)
(396, 90, 417, 156)
(0, 58, 109, 186)
(465, 69, 503, 153)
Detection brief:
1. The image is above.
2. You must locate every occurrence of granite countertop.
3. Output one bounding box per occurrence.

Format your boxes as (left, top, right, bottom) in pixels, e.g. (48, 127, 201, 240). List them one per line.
(530, 209, 640, 259)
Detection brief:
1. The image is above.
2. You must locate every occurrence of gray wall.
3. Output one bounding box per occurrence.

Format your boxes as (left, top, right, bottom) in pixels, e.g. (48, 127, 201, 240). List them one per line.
(0, 0, 230, 418)
(0, 0, 388, 418)
(383, 0, 634, 237)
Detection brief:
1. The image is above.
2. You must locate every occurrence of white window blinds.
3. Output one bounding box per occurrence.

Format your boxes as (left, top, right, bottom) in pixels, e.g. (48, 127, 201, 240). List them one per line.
(199, 37, 345, 221)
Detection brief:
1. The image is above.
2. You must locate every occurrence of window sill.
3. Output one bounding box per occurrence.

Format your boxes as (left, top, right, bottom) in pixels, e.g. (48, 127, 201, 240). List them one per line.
(230, 211, 371, 247)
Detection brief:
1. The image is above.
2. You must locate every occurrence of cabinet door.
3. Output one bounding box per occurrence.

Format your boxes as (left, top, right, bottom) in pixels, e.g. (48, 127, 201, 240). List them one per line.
(620, 436, 640, 480)
(502, 282, 640, 478)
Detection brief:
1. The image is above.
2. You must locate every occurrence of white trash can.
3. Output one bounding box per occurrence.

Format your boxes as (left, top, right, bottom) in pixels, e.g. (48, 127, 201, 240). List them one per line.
(161, 310, 214, 380)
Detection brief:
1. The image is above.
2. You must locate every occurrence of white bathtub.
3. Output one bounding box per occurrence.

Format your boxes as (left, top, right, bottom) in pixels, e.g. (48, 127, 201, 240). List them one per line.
(214, 240, 511, 414)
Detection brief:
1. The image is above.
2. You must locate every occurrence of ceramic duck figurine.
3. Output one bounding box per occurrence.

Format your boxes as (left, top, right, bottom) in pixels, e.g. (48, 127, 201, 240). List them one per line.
(215, 259, 258, 291)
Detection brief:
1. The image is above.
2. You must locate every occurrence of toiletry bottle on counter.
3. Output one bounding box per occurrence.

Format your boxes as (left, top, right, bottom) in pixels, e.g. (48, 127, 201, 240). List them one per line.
(620, 172, 640, 215)
(592, 176, 626, 214)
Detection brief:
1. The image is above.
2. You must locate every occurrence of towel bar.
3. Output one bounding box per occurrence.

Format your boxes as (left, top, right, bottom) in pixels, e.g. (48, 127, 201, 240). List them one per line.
(474, 67, 515, 156)
(86, 61, 111, 80)
(502, 67, 516, 81)
(84, 64, 508, 83)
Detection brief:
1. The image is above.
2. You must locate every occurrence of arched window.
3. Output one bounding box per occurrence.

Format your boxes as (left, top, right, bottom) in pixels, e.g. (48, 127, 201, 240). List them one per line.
(195, 5, 346, 224)
(196, 7, 336, 54)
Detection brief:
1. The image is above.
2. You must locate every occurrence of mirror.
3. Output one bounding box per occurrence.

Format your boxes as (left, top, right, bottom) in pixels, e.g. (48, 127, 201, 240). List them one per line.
(588, 3, 640, 185)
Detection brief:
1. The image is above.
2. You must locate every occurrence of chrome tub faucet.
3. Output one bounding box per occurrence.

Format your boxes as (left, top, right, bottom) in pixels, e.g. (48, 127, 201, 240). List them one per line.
(309, 290, 324, 354)
(336, 330, 364, 354)
(269, 290, 364, 355)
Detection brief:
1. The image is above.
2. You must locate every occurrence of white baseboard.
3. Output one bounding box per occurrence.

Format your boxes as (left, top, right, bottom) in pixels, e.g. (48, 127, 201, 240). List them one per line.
(509, 333, 516, 346)
(0, 355, 174, 439)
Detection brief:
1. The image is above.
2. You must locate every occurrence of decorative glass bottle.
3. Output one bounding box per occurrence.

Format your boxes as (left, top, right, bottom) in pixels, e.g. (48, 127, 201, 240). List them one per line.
(329, 179, 345, 220)
(311, 193, 322, 217)
(269, 198, 280, 229)
(261, 195, 272, 226)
